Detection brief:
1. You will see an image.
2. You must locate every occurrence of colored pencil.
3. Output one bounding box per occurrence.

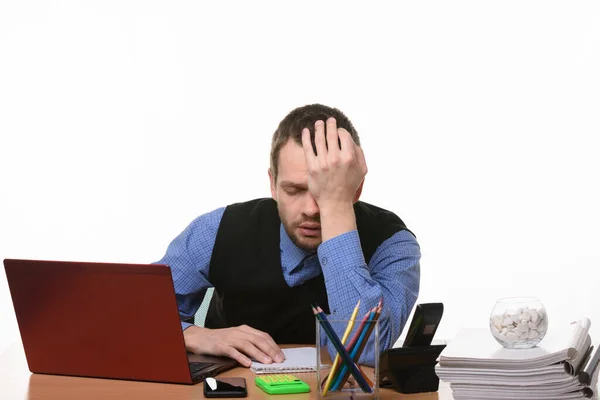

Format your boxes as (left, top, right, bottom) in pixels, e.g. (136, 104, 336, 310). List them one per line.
(332, 300, 382, 390)
(312, 305, 372, 393)
(324, 305, 375, 391)
(322, 300, 360, 396)
(343, 306, 375, 354)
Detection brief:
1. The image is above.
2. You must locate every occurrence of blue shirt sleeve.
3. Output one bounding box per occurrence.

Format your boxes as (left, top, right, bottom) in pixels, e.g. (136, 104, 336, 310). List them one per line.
(155, 207, 225, 330)
(316, 229, 421, 366)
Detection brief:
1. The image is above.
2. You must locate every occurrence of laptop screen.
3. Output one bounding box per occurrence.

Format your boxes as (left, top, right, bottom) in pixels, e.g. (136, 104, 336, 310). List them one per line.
(4, 259, 235, 384)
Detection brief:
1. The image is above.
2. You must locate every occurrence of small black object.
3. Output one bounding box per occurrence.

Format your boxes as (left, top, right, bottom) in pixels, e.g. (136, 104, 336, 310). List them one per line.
(403, 303, 443, 347)
(378, 303, 445, 394)
(203, 377, 248, 398)
(379, 344, 446, 394)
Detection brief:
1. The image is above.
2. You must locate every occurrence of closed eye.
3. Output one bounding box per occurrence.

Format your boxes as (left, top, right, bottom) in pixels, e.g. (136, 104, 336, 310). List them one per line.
(285, 188, 306, 196)
(280, 181, 308, 196)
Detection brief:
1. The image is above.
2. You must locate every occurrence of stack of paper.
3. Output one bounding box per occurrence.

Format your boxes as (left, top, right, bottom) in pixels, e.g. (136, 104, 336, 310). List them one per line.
(436, 318, 600, 400)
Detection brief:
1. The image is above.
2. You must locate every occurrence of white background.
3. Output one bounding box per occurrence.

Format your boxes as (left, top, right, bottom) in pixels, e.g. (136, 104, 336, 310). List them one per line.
(1, 1, 599, 356)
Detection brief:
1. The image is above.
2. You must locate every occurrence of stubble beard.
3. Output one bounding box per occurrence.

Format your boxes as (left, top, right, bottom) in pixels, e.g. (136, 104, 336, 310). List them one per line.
(280, 215, 321, 252)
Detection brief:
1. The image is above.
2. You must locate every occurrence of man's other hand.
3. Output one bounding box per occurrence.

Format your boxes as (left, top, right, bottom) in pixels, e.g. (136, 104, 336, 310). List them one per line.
(301, 118, 367, 210)
(183, 325, 285, 368)
(301, 118, 367, 241)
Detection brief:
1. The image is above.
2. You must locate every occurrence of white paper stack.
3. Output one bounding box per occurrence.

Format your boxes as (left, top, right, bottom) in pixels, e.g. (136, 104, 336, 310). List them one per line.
(436, 318, 600, 400)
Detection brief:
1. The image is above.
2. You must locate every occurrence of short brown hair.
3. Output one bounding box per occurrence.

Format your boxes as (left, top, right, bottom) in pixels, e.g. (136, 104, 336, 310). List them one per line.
(270, 104, 361, 181)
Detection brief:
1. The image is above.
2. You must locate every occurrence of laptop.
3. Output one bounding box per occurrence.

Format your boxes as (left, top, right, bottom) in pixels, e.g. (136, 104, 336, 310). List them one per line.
(3, 258, 237, 384)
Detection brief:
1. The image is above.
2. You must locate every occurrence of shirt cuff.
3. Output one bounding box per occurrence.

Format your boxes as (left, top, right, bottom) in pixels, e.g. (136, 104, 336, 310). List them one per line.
(181, 321, 194, 331)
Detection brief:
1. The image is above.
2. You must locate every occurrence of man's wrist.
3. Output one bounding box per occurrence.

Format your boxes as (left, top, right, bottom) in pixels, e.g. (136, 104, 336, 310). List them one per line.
(183, 325, 206, 353)
(319, 201, 357, 242)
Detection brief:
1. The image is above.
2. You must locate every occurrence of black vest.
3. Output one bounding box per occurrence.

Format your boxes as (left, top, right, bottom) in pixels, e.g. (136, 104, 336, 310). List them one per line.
(205, 198, 409, 344)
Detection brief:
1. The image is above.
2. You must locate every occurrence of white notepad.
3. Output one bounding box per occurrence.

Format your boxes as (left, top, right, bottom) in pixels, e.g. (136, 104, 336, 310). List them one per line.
(250, 347, 317, 374)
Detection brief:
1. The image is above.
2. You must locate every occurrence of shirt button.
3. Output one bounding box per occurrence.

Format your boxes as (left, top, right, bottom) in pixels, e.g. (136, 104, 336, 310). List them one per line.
(321, 257, 327, 266)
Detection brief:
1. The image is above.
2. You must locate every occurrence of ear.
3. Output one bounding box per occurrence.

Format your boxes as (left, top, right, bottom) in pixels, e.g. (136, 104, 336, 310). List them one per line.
(268, 168, 277, 200)
(353, 179, 364, 203)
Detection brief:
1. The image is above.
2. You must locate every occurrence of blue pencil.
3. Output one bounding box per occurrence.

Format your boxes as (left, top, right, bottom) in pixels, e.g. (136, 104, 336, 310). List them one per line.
(331, 300, 382, 390)
(312, 304, 372, 393)
(331, 311, 375, 391)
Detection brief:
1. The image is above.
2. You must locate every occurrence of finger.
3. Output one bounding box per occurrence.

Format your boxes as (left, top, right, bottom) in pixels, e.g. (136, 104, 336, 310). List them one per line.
(301, 127, 316, 165)
(240, 328, 285, 362)
(314, 120, 327, 158)
(237, 325, 285, 362)
(232, 338, 276, 365)
(222, 347, 253, 368)
(325, 117, 340, 156)
(222, 331, 272, 365)
(337, 128, 357, 160)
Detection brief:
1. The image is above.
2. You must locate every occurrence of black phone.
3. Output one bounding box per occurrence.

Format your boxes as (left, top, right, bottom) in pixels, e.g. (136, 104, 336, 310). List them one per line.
(403, 303, 444, 347)
(203, 377, 248, 398)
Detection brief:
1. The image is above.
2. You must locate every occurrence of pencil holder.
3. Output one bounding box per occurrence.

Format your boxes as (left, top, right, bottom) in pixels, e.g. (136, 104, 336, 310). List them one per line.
(316, 318, 380, 399)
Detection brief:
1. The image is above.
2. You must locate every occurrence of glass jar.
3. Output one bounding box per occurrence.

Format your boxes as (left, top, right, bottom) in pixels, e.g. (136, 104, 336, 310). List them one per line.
(489, 297, 548, 349)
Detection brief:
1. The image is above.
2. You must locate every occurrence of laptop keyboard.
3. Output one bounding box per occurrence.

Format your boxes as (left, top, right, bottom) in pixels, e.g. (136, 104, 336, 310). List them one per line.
(188, 359, 237, 384)
(189, 361, 212, 375)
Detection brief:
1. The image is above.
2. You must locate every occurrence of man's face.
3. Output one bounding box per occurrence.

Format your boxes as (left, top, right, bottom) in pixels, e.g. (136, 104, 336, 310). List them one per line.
(269, 139, 321, 251)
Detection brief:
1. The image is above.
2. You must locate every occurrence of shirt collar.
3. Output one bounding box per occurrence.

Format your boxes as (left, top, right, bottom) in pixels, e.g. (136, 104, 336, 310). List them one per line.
(280, 223, 314, 271)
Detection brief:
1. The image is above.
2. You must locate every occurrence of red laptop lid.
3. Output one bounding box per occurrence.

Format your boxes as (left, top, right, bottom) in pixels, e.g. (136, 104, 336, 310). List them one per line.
(3, 259, 194, 384)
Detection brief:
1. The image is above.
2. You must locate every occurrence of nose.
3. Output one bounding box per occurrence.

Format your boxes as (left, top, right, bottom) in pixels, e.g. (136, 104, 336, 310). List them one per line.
(303, 193, 319, 218)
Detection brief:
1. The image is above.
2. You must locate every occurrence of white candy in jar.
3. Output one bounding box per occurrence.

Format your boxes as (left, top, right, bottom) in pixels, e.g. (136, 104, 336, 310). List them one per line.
(490, 307, 547, 345)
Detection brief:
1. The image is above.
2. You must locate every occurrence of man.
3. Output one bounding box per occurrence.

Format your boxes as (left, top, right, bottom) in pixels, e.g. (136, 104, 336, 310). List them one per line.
(156, 104, 420, 368)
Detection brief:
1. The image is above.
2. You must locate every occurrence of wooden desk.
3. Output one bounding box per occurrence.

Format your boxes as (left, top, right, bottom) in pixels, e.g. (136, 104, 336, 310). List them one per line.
(0, 342, 454, 399)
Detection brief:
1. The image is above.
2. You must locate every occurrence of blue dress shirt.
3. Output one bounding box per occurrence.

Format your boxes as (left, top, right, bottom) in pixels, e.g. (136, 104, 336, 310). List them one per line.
(156, 206, 421, 365)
